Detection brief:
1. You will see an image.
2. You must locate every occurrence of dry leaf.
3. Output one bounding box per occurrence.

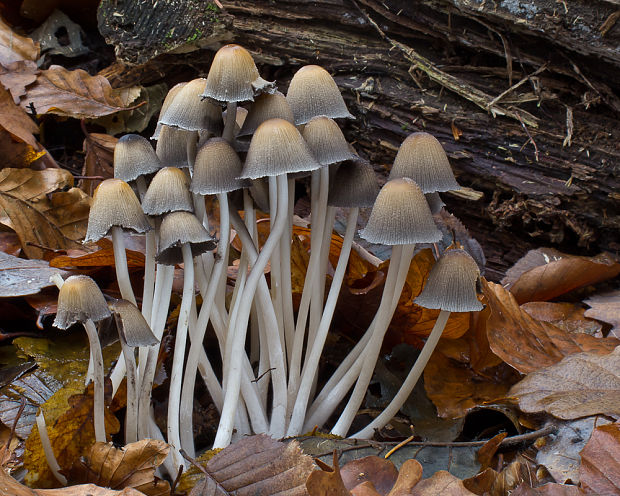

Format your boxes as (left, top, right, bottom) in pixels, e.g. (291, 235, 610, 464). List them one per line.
(0, 60, 39, 103)
(81, 133, 116, 196)
(579, 422, 620, 495)
(386, 459, 423, 496)
(0, 168, 74, 201)
(585, 291, 620, 338)
(290, 233, 310, 295)
(307, 452, 351, 496)
(502, 248, 620, 304)
(508, 347, 620, 420)
(66, 440, 170, 496)
(511, 483, 584, 495)
(351, 481, 381, 496)
(0, 17, 39, 65)
(483, 280, 619, 374)
(50, 246, 144, 269)
(340, 456, 398, 496)
(0, 84, 38, 147)
(189, 434, 315, 496)
(521, 302, 602, 336)
(0, 251, 67, 297)
(477, 432, 507, 471)
(410, 470, 475, 495)
(18, 65, 140, 119)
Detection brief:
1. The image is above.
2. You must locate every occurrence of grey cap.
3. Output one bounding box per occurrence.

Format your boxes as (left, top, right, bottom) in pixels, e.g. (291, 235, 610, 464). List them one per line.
(191, 138, 251, 195)
(113, 134, 162, 182)
(286, 65, 354, 125)
(84, 178, 151, 242)
(360, 177, 441, 245)
(157, 211, 217, 265)
(240, 118, 321, 179)
(302, 116, 358, 166)
(238, 92, 295, 137)
(155, 125, 198, 170)
(389, 132, 460, 193)
(159, 78, 223, 133)
(152, 82, 187, 140)
(142, 167, 193, 216)
(53, 275, 111, 329)
(414, 249, 483, 312)
(109, 299, 159, 347)
(201, 44, 274, 103)
(328, 158, 378, 208)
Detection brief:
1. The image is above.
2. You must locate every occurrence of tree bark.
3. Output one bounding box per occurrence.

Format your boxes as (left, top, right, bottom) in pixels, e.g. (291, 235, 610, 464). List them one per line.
(98, 0, 620, 280)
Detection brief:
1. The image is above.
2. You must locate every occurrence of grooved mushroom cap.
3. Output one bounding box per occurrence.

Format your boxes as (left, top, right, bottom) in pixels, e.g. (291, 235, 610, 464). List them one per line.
(389, 132, 460, 193)
(152, 82, 187, 140)
(113, 134, 162, 182)
(201, 44, 274, 103)
(157, 211, 217, 265)
(191, 138, 251, 194)
(328, 159, 378, 208)
(414, 249, 483, 312)
(155, 126, 197, 170)
(301, 116, 358, 166)
(53, 275, 111, 329)
(142, 167, 193, 215)
(240, 118, 321, 179)
(425, 192, 445, 214)
(286, 65, 354, 125)
(360, 177, 441, 245)
(238, 92, 294, 137)
(109, 299, 159, 347)
(85, 178, 151, 242)
(159, 78, 223, 133)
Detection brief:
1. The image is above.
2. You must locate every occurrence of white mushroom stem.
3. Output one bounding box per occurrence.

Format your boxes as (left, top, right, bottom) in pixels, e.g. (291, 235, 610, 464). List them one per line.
(83, 318, 107, 443)
(142, 229, 157, 325)
(36, 410, 67, 486)
(167, 243, 194, 471)
(287, 207, 358, 435)
(352, 309, 450, 438)
(111, 226, 137, 305)
(331, 243, 415, 437)
(118, 332, 138, 444)
(222, 102, 238, 143)
(214, 174, 288, 448)
(281, 177, 296, 363)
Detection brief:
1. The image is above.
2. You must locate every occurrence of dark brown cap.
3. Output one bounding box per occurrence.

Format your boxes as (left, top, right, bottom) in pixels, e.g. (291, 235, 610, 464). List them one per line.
(191, 138, 250, 194)
(328, 158, 378, 208)
(113, 134, 162, 182)
(414, 249, 483, 312)
(109, 299, 159, 347)
(157, 211, 217, 265)
(286, 65, 354, 125)
(159, 78, 223, 133)
(238, 92, 294, 137)
(389, 132, 460, 193)
(301, 116, 358, 166)
(142, 167, 193, 215)
(84, 179, 151, 242)
(240, 118, 321, 179)
(360, 177, 441, 245)
(53, 275, 111, 329)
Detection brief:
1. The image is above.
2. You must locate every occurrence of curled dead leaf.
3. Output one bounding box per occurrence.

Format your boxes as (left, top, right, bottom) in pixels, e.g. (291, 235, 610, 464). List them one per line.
(340, 456, 398, 496)
(579, 422, 620, 495)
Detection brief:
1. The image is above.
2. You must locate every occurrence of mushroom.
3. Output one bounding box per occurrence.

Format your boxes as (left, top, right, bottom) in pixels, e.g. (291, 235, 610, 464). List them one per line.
(113, 134, 162, 200)
(52, 274, 111, 443)
(351, 249, 482, 438)
(151, 82, 187, 141)
(238, 91, 294, 138)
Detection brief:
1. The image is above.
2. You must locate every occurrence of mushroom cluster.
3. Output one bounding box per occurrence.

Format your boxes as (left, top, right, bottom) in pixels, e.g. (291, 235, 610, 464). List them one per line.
(50, 43, 482, 477)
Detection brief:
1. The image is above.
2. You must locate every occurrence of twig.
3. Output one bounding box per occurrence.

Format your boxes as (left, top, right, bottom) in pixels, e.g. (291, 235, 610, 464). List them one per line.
(251, 367, 276, 383)
(516, 112, 540, 161)
(1, 398, 25, 462)
(487, 64, 548, 108)
(384, 435, 413, 458)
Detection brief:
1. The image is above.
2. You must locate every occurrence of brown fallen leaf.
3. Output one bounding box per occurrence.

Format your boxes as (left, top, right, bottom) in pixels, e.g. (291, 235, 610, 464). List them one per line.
(410, 470, 475, 495)
(521, 302, 602, 336)
(510, 483, 584, 495)
(290, 233, 310, 295)
(186, 434, 315, 496)
(0, 60, 39, 103)
(579, 422, 620, 495)
(483, 279, 619, 374)
(0, 168, 73, 201)
(0, 251, 68, 297)
(49, 246, 144, 269)
(307, 452, 351, 496)
(66, 440, 170, 496)
(340, 456, 398, 496)
(0, 85, 38, 147)
(81, 132, 116, 196)
(509, 348, 620, 420)
(0, 17, 39, 65)
(351, 481, 381, 496)
(17, 65, 140, 119)
(477, 432, 507, 471)
(585, 291, 620, 338)
(502, 248, 620, 304)
(386, 459, 423, 496)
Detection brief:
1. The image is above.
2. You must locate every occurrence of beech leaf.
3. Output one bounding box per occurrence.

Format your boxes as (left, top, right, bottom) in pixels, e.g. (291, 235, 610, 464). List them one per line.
(508, 347, 620, 420)
(0, 251, 67, 297)
(0, 85, 38, 147)
(579, 422, 620, 495)
(585, 291, 620, 338)
(340, 456, 398, 496)
(409, 470, 475, 495)
(81, 132, 116, 196)
(0, 17, 39, 65)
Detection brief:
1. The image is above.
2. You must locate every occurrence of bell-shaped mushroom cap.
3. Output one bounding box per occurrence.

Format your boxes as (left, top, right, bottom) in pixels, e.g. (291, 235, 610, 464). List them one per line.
(240, 118, 321, 179)
(85, 178, 151, 242)
(156, 126, 197, 170)
(360, 177, 441, 245)
(201, 44, 274, 103)
(157, 211, 217, 265)
(158, 78, 223, 133)
(286, 65, 354, 125)
(301, 116, 358, 166)
(109, 299, 159, 347)
(425, 192, 445, 214)
(142, 167, 193, 215)
(191, 138, 251, 195)
(53, 275, 111, 329)
(113, 134, 162, 182)
(152, 82, 187, 140)
(238, 92, 294, 137)
(389, 132, 460, 193)
(328, 159, 378, 208)
(415, 249, 483, 312)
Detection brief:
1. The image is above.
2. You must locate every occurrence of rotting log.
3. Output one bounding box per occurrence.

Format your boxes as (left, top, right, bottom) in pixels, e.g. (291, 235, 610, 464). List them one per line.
(98, 0, 620, 280)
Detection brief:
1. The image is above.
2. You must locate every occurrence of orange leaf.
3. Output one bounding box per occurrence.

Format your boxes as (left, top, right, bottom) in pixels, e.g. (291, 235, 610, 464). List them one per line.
(579, 423, 620, 495)
(50, 247, 145, 269)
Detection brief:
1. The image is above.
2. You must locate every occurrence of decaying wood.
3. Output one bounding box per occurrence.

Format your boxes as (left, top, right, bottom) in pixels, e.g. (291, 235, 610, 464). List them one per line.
(98, 0, 620, 279)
